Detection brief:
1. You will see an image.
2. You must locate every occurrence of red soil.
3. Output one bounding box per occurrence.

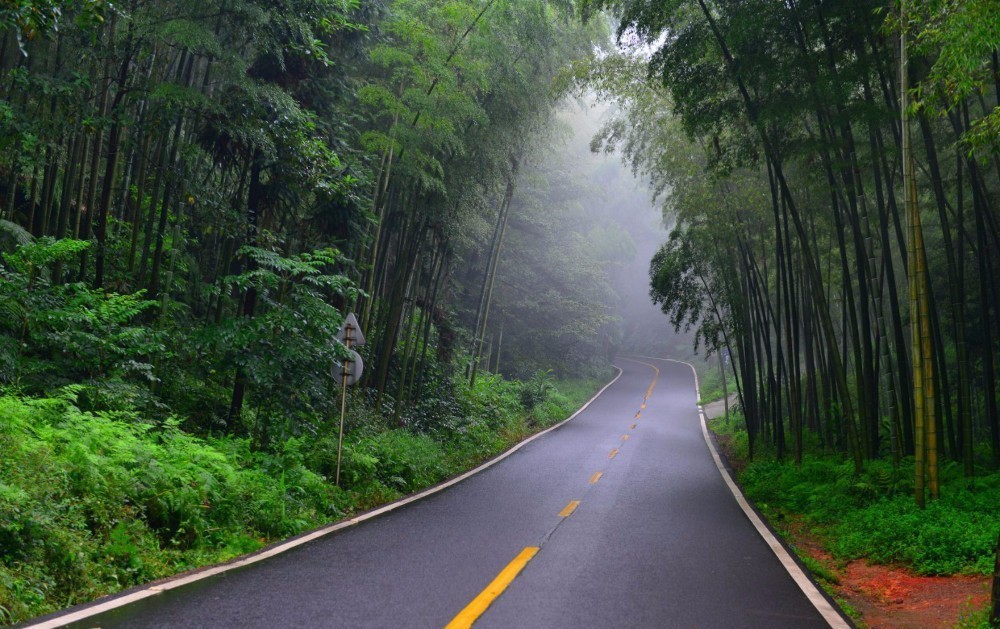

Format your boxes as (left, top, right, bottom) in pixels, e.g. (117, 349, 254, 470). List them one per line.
(787, 522, 991, 628)
(708, 427, 993, 627)
(840, 561, 989, 628)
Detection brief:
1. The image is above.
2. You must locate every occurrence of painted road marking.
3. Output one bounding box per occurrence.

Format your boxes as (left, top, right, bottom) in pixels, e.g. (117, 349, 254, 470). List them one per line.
(559, 501, 581, 518)
(609, 448, 619, 459)
(445, 547, 540, 629)
(589, 471, 603, 484)
(620, 357, 660, 404)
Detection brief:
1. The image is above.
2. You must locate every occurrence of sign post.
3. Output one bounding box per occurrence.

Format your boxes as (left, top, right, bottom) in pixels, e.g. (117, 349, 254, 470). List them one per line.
(334, 313, 365, 486)
(720, 348, 730, 425)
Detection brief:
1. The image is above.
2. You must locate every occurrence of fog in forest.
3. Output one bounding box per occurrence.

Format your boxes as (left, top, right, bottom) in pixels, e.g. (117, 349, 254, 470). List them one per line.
(475, 97, 705, 378)
(560, 103, 683, 357)
(561, 105, 686, 358)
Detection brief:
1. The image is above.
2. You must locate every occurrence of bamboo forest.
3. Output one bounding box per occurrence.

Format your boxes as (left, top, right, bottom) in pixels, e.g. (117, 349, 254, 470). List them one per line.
(0, 0, 998, 627)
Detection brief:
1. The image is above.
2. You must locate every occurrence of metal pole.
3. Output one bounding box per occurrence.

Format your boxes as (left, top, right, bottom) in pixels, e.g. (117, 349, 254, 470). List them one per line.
(720, 350, 730, 425)
(335, 327, 352, 487)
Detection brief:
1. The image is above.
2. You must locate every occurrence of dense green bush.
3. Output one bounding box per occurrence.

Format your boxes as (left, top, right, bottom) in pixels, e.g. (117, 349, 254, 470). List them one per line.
(0, 371, 608, 624)
(0, 391, 334, 621)
(732, 441, 1000, 576)
(459, 373, 523, 428)
(352, 430, 452, 491)
(520, 370, 555, 410)
(0, 239, 163, 389)
(832, 496, 999, 574)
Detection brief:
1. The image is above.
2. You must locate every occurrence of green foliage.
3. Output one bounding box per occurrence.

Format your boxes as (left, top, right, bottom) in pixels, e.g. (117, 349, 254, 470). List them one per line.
(207, 246, 356, 446)
(517, 369, 552, 410)
(33, 286, 161, 378)
(350, 430, 451, 492)
(528, 374, 607, 426)
(708, 413, 751, 461)
(907, 0, 999, 105)
(695, 365, 724, 405)
(0, 356, 611, 625)
(953, 599, 996, 629)
(798, 555, 839, 586)
(0, 240, 161, 386)
(459, 372, 523, 427)
(0, 0, 107, 53)
(0, 220, 32, 249)
(736, 452, 1000, 576)
(832, 495, 998, 575)
(0, 391, 339, 623)
(902, 0, 1000, 156)
(2, 237, 89, 282)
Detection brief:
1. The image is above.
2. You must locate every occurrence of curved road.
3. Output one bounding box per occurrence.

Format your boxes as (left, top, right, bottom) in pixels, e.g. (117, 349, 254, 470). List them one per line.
(38, 357, 843, 628)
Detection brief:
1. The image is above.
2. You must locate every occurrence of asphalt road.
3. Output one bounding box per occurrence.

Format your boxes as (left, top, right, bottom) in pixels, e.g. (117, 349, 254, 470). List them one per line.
(44, 357, 839, 628)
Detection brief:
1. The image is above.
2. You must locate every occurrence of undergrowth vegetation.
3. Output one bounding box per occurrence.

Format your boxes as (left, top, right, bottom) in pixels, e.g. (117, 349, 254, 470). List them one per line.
(709, 415, 1000, 577)
(0, 372, 607, 625)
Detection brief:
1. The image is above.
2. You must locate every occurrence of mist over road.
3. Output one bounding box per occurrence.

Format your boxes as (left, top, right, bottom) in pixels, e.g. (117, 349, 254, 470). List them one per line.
(50, 358, 837, 628)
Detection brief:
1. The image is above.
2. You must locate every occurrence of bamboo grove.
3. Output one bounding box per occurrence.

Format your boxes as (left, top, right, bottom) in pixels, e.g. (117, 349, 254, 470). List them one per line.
(583, 0, 1000, 501)
(0, 1, 612, 449)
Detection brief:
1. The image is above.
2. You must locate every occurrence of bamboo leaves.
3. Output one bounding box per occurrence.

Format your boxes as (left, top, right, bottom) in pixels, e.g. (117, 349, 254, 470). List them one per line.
(581, 0, 1000, 477)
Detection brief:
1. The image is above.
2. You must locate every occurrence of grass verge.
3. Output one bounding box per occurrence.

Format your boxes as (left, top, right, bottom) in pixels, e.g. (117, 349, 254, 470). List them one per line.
(0, 369, 613, 625)
(708, 414, 1000, 576)
(708, 413, 999, 627)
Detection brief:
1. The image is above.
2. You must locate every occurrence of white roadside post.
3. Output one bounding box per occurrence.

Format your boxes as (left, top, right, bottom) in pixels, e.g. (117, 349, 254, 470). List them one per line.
(333, 313, 365, 486)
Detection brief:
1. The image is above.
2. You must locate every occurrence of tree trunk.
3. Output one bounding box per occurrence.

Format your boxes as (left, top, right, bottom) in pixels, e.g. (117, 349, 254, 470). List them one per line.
(52, 134, 84, 282)
(92, 119, 123, 290)
(471, 157, 518, 386)
(918, 113, 973, 472)
(146, 117, 184, 301)
(373, 209, 427, 409)
(696, 0, 863, 471)
(127, 132, 153, 273)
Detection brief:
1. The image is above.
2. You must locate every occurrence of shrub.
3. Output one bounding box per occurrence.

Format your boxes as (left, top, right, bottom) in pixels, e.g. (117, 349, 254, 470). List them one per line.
(0, 391, 338, 622)
(735, 452, 1000, 576)
(832, 497, 998, 575)
(458, 373, 522, 429)
(520, 370, 554, 410)
(355, 430, 452, 491)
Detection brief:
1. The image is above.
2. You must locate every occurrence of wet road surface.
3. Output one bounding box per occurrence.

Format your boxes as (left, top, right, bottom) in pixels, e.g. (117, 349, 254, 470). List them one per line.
(37, 357, 841, 628)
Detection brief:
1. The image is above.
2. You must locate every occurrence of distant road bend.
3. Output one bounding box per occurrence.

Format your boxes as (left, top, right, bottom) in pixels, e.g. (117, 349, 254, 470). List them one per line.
(34, 357, 849, 629)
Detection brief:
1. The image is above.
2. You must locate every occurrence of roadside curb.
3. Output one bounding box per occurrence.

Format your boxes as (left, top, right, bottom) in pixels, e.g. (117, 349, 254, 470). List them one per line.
(630, 355, 853, 629)
(22, 368, 624, 629)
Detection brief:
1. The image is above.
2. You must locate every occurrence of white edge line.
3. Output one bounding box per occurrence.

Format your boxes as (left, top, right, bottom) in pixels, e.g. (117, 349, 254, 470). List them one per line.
(25, 367, 625, 629)
(634, 355, 849, 629)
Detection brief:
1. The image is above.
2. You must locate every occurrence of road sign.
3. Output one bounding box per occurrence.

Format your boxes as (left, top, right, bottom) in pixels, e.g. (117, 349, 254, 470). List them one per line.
(332, 349, 364, 386)
(335, 312, 366, 347)
(334, 312, 365, 487)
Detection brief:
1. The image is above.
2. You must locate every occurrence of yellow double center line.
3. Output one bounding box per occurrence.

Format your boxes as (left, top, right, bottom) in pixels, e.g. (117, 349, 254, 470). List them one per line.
(558, 500, 581, 517)
(446, 498, 583, 629)
(444, 547, 539, 629)
(446, 359, 660, 628)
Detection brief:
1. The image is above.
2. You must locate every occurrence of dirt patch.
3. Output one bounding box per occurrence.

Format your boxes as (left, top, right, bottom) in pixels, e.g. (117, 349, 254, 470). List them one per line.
(784, 520, 991, 628)
(705, 420, 993, 628)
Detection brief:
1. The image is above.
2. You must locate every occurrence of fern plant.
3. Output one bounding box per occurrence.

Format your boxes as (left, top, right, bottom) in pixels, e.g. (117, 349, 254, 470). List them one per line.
(0, 238, 161, 388)
(206, 246, 358, 449)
